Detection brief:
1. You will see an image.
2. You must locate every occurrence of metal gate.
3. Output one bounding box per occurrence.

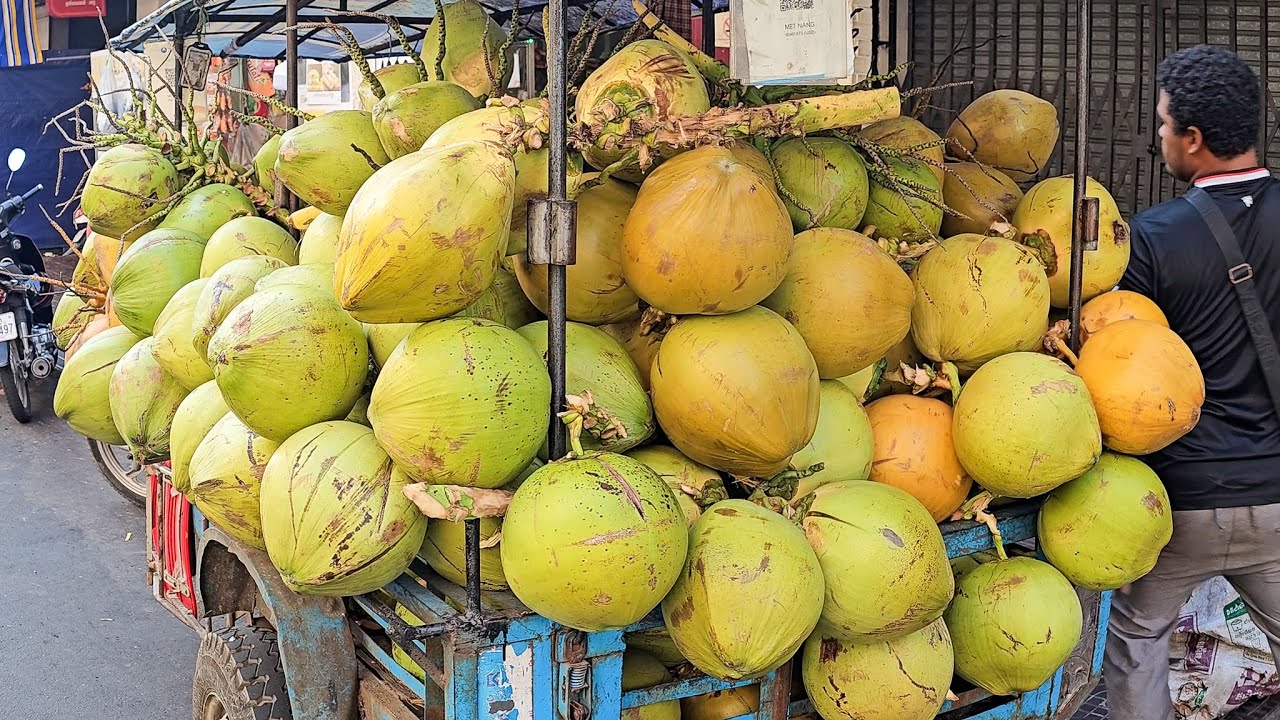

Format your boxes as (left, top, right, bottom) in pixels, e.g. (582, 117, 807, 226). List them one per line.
(906, 0, 1280, 216)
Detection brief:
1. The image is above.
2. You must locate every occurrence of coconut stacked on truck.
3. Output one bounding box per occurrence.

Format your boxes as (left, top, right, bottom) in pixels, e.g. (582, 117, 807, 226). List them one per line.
(50, 3, 1207, 718)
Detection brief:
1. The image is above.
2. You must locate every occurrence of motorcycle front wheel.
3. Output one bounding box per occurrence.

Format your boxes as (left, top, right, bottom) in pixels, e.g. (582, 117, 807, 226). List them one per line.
(88, 440, 147, 506)
(0, 339, 33, 423)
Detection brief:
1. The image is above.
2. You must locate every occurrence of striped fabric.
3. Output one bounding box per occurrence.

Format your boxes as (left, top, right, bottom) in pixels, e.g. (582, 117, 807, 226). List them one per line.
(652, 0, 692, 41)
(0, 0, 43, 67)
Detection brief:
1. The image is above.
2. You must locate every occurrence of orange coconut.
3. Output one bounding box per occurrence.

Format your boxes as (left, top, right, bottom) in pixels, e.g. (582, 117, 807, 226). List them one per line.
(1074, 319, 1204, 454)
(865, 394, 972, 521)
(1079, 290, 1168, 339)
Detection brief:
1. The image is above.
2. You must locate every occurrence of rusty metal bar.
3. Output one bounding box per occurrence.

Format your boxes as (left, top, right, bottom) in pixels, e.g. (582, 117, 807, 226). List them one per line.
(1068, 0, 1098, 355)
(464, 518, 482, 618)
(544, 0, 574, 462)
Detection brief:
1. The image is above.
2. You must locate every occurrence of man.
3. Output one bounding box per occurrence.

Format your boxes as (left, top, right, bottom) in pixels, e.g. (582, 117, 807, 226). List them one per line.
(1105, 44, 1280, 719)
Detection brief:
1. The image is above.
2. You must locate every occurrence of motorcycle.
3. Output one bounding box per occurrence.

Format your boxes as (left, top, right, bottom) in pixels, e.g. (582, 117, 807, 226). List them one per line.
(0, 148, 58, 423)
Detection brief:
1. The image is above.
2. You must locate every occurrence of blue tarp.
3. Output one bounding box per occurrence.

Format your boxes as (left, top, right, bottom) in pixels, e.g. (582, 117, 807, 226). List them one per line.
(111, 0, 728, 60)
(0, 56, 92, 251)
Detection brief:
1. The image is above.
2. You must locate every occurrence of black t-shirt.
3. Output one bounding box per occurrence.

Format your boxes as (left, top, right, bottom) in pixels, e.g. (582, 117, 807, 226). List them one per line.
(1120, 168, 1280, 510)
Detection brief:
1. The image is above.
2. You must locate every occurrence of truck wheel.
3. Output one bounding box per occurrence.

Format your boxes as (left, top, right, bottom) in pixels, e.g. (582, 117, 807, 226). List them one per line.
(192, 626, 292, 720)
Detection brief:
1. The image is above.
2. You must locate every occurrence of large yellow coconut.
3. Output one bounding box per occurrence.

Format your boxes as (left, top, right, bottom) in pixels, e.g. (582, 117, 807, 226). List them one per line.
(1013, 175, 1131, 308)
(335, 141, 516, 323)
(190, 255, 289, 361)
(651, 306, 819, 477)
(513, 178, 641, 325)
(150, 279, 213, 390)
(274, 110, 391, 215)
(186, 412, 279, 549)
(762, 228, 913, 379)
(109, 337, 189, 462)
(622, 146, 793, 315)
(53, 326, 142, 444)
(940, 162, 1024, 237)
(946, 89, 1061, 182)
(199, 216, 299, 278)
(575, 39, 710, 180)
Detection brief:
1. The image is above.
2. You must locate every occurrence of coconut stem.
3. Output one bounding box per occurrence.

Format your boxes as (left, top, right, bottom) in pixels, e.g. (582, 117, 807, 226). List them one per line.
(1054, 337, 1080, 366)
(432, 0, 448, 82)
(402, 483, 514, 521)
(216, 82, 315, 121)
(953, 491, 1007, 561)
(490, 0, 521, 98)
(1019, 229, 1060, 276)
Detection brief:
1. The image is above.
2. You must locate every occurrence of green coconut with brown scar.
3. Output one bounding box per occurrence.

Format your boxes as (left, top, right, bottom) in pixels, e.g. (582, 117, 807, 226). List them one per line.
(274, 110, 391, 215)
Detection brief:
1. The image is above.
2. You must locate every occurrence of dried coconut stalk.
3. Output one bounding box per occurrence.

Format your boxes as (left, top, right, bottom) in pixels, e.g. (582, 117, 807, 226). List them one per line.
(403, 484, 513, 521)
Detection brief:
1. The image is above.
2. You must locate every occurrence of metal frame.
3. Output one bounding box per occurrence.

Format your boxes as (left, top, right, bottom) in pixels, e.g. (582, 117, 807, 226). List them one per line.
(157, 2, 1111, 719)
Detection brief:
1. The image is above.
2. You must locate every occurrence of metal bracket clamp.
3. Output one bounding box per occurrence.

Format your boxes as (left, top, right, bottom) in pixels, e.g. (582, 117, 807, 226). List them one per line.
(527, 197, 578, 266)
(1075, 196, 1100, 252)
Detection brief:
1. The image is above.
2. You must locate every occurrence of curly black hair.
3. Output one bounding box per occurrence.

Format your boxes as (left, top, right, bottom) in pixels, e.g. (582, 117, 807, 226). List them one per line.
(1157, 45, 1261, 159)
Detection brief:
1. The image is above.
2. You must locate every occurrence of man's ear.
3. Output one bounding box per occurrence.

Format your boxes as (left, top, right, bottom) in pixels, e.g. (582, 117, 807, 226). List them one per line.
(1184, 125, 1205, 155)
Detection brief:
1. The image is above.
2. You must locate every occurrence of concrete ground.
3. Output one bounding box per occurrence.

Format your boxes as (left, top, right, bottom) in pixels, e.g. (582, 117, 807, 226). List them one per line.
(0, 379, 197, 720)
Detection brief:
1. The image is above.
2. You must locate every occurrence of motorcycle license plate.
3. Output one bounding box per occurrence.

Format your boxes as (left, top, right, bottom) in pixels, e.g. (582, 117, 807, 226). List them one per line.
(0, 312, 16, 342)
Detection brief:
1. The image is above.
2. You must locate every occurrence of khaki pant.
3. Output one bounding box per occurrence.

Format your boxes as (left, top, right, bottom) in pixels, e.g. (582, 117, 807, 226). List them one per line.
(1104, 504, 1280, 720)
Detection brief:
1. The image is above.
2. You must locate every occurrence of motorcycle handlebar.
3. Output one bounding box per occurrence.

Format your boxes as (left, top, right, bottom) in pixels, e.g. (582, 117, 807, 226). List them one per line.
(20, 184, 42, 201)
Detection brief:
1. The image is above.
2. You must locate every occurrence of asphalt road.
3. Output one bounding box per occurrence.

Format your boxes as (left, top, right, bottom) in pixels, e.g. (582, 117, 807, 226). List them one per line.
(0, 379, 197, 720)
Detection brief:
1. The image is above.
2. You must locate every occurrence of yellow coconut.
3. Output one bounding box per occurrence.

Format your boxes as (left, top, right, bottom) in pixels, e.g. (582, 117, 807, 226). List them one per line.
(54, 326, 142, 444)
(187, 411, 279, 549)
(622, 146, 793, 315)
(150, 279, 213, 390)
(762, 228, 913, 379)
(946, 89, 1061, 182)
(940, 162, 1024, 237)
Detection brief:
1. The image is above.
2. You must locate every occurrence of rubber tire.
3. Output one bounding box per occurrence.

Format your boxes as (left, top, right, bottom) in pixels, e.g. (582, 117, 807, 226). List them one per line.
(0, 340, 33, 423)
(87, 439, 146, 507)
(192, 626, 292, 720)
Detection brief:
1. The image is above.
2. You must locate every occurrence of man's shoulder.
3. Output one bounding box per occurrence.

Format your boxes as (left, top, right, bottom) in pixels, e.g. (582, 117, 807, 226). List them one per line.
(1132, 195, 1198, 236)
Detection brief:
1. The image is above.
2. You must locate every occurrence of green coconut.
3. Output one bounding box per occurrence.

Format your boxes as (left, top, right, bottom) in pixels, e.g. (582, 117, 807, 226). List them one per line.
(651, 306, 820, 477)
(372, 81, 481, 159)
(254, 263, 334, 295)
(274, 110, 391, 215)
(801, 481, 953, 642)
(151, 279, 213, 389)
(169, 380, 230, 494)
(454, 267, 542, 329)
(946, 89, 1060, 182)
(254, 134, 281, 191)
(856, 116, 947, 184)
(335, 141, 515, 324)
(53, 293, 93, 350)
(1013, 175, 1132, 308)
(208, 284, 369, 442)
(788, 381, 875, 500)
(575, 39, 711, 180)
(357, 62, 424, 111)
(513, 178, 641, 325)
(418, 517, 507, 590)
(945, 556, 1082, 695)
(1038, 452, 1173, 590)
(663, 500, 823, 680)
(621, 650, 680, 720)
(365, 322, 420, 369)
(421, 0, 510, 98)
(71, 236, 106, 299)
(762, 227, 912, 378)
(627, 445, 727, 527)
(369, 318, 549, 487)
(53, 326, 142, 444)
(190, 255, 289, 360)
(108, 337, 189, 462)
(952, 352, 1101, 497)
(502, 452, 687, 631)
(771, 136, 870, 231)
(910, 234, 1051, 374)
(518, 321, 654, 454)
(187, 412, 279, 549)
(802, 618, 953, 720)
(109, 228, 206, 337)
(940, 162, 1024, 237)
(260, 421, 426, 596)
(862, 156, 944, 242)
(157, 183, 256, 240)
(80, 144, 181, 241)
(199, 216, 298, 278)
(626, 627, 688, 668)
(297, 212, 343, 266)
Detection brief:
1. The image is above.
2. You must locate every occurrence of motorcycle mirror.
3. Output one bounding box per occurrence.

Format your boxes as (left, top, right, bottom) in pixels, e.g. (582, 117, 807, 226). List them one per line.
(6, 148, 25, 173)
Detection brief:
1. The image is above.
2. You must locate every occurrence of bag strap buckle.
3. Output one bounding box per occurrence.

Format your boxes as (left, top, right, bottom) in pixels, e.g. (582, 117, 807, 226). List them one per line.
(1229, 263, 1254, 284)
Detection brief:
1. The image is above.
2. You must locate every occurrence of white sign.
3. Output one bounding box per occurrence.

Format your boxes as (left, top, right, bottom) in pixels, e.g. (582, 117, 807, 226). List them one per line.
(730, 0, 856, 86)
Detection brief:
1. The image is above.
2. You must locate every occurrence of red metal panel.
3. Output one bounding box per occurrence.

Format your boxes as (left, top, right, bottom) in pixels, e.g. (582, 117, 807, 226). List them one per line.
(46, 0, 105, 19)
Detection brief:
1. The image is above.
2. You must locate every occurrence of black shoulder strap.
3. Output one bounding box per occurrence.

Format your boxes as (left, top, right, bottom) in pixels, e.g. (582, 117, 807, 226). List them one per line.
(1184, 186, 1280, 418)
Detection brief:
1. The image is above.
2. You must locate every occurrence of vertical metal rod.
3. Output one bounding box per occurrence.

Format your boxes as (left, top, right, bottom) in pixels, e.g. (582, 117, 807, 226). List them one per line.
(545, 0, 570, 462)
(701, 1, 715, 58)
(464, 518, 482, 618)
(1068, 0, 1095, 354)
(284, 0, 300, 212)
(172, 18, 185, 133)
